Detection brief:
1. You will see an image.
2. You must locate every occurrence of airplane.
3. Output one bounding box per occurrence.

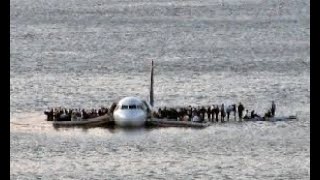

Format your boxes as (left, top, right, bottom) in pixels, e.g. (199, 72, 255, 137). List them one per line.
(49, 60, 297, 128)
(112, 60, 155, 127)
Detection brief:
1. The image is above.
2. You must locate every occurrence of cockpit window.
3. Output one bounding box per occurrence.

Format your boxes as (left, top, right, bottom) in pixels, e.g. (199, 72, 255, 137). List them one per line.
(121, 104, 143, 110)
(121, 105, 129, 109)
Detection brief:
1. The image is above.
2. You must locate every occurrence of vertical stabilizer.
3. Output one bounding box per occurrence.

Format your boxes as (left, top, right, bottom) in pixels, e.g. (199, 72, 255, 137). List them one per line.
(150, 60, 154, 107)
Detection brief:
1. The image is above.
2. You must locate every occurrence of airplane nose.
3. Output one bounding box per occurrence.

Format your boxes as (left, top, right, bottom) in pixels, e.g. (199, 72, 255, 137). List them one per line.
(121, 111, 144, 121)
(114, 110, 146, 127)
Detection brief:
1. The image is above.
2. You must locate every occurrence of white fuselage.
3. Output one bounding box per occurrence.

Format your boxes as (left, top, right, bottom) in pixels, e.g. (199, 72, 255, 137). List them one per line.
(113, 97, 151, 127)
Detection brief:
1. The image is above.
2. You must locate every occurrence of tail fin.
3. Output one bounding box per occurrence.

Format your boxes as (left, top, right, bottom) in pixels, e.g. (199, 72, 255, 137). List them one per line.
(150, 60, 154, 107)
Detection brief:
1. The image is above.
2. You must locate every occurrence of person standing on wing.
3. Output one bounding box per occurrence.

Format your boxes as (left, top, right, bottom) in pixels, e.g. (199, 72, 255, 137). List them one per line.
(271, 101, 276, 117)
(238, 102, 244, 121)
(220, 104, 226, 122)
(207, 106, 211, 121)
(215, 105, 220, 122)
(232, 104, 237, 120)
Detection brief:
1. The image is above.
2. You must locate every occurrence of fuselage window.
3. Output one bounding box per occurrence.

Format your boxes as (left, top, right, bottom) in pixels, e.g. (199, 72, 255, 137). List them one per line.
(129, 105, 137, 109)
(121, 105, 129, 109)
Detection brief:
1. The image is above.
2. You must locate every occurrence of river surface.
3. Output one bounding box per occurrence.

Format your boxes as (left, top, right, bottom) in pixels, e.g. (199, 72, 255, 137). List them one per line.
(10, 0, 309, 179)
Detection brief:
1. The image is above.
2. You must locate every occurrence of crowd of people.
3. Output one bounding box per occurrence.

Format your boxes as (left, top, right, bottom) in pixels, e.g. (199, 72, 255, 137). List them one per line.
(153, 101, 277, 122)
(44, 107, 109, 121)
(44, 101, 276, 123)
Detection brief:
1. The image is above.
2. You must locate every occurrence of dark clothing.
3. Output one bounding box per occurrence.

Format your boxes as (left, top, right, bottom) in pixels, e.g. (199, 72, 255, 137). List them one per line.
(207, 107, 211, 121)
(227, 111, 230, 121)
(238, 104, 244, 120)
(44, 110, 54, 121)
(158, 108, 162, 118)
(221, 107, 225, 122)
(232, 104, 237, 119)
(163, 108, 168, 118)
(54, 112, 60, 121)
(238, 111, 243, 120)
(187, 106, 192, 117)
(265, 111, 272, 118)
(215, 107, 219, 122)
(200, 107, 206, 120)
(211, 108, 215, 122)
(271, 109, 275, 116)
(251, 110, 261, 119)
(221, 113, 225, 122)
(271, 103, 276, 117)
(251, 111, 255, 119)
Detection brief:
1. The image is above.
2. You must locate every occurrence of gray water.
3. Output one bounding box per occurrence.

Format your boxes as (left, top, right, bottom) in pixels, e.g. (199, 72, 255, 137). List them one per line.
(10, 0, 310, 179)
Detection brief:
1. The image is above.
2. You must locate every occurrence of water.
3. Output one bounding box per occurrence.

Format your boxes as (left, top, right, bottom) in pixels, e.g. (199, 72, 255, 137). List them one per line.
(10, 0, 309, 179)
